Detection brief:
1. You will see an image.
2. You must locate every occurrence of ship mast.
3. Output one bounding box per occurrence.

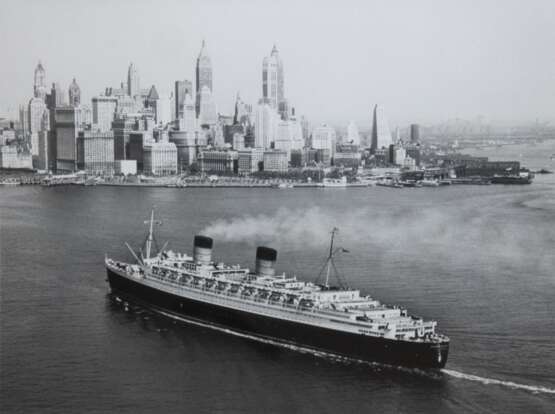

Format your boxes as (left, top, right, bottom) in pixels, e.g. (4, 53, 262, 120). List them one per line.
(325, 227, 338, 287)
(142, 208, 162, 260)
(315, 227, 349, 289)
(145, 209, 155, 259)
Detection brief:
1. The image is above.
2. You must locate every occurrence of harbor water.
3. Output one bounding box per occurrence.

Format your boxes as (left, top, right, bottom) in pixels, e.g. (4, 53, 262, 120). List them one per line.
(1, 141, 554, 413)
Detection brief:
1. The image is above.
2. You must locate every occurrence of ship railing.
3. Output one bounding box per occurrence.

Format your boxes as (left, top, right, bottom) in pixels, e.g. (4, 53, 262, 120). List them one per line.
(143, 274, 407, 330)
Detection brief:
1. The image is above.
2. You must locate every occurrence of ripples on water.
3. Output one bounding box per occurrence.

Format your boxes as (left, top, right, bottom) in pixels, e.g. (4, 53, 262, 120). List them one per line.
(1, 142, 554, 413)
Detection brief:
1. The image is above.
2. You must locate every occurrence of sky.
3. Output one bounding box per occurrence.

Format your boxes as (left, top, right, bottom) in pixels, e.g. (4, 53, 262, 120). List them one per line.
(1, 0, 554, 128)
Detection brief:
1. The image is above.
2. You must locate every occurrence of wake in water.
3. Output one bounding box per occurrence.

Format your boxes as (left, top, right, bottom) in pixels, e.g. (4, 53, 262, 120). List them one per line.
(442, 369, 555, 395)
(111, 295, 555, 396)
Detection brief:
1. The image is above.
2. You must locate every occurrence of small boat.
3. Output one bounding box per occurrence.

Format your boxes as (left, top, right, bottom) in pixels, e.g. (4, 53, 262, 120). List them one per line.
(322, 177, 347, 187)
(421, 179, 440, 187)
(376, 179, 403, 188)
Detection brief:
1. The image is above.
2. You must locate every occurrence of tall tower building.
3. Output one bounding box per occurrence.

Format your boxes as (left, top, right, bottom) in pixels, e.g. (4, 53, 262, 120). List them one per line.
(195, 40, 213, 118)
(127, 62, 140, 97)
(49, 83, 66, 108)
(28, 97, 47, 134)
(68, 78, 81, 107)
(180, 93, 196, 134)
(34, 61, 47, 100)
(92, 96, 117, 132)
(312, 124, 336, 156)
(174, 80, 192, 119)
(198, 86, 217, 126)
(262, 45, 284, 111)
(370, 104, 392, 151)
(254, 102, 278, 149)
(410, 124, 420, 143)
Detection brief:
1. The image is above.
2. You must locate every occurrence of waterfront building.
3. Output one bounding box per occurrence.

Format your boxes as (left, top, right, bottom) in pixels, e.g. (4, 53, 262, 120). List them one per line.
(195, 40, 213, 118)
(37, 129, 50, 170)
(128, 130, 154, 171)
(370, 104, 392, 152)
(143, 142, 178, 175)
(302, 148, 318, 165)
(290, 149, 303, 168)
(114, 159, 137, 175)
(311, 124, 336, 157)
(199, 86, 217, 126)
(34, 61, 47, 100)
(334, 152, 361, 168)
(254, 102, 278, 149)
(438, 156, 520, 177)
(405, 144, 421, 166)
(0, 145, 32, 169)
(127, 62, 140, 97)
(169, 129, 200, 170)
(112, 117, 139, 160)
(394, 146, 406, 166)
(198, 149, 238, 174)
(373, 148, 388, 166)
(403, 155, 417, 170)
(410, 124, 420, 143)
(92, 96, 117, 132)
(77, 130, 115, 175)
(68, 78, 81, 107)
(174, 80, 193, 119)
(54, 106, 80, 172)
(315, 148, 331, 166)
(274, 119, 303, 157)
(238, 148, 264, 173)
(262, 45, 284, 111)
(263, 149, 288, 172)
(347, 121, 360, 146)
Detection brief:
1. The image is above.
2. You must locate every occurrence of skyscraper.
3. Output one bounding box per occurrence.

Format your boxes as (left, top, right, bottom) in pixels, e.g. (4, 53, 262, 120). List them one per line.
(370, 104, 392, 151)
(262, 45, 284, 111)
(127, 62, 140, 97)
(68, 78, 81, 107)
(28, 97, 47, 134)
(347, 121, 360, 146)
(180, 93, 196, 134)
(92, 96, 117, 132)
(198, 86, 217, 126)
(34, 61, 47, 100)
(49, 83, 66, 108)
(311, 124, 336, 157)
(254, 102, 278, 149)
(54, 106, 79, 172)
(174, 80, 193, 120)
(410, 124, 420, 143)
(195, 40, 213, 117)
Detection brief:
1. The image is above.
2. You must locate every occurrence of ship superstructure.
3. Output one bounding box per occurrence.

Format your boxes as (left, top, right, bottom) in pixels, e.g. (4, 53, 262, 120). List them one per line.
(106, 211, 449, 368)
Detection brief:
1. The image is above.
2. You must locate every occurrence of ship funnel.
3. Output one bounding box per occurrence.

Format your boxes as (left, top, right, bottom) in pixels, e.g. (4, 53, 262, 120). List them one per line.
(193, 235, 213, 265)
(255, 246, 277, 277)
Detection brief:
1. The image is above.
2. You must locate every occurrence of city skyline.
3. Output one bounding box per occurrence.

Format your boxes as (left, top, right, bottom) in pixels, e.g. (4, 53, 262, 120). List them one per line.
(1, 0, 555, 127)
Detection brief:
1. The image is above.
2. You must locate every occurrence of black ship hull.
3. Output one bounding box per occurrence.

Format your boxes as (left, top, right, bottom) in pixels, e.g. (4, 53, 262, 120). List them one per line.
(491, 176, 532, 184)
(107, 269, 449, 369)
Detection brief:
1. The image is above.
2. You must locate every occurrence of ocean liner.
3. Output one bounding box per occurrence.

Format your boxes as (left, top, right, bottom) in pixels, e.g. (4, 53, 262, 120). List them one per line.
(105, 211, 449, 369)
